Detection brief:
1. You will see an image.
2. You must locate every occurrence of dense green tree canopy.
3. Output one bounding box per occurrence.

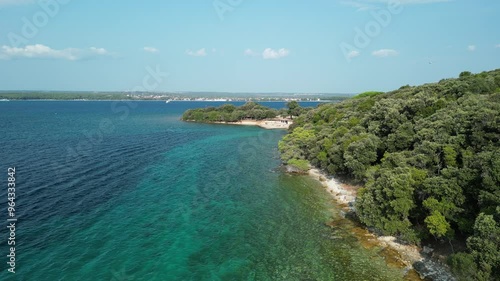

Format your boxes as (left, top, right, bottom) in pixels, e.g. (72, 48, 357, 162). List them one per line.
(182, 102, 281, 122)
(279, 69, 500, 280)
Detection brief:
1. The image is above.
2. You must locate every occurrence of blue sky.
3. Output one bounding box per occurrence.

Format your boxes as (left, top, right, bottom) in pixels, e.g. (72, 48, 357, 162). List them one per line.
(0, 0, 499, 94)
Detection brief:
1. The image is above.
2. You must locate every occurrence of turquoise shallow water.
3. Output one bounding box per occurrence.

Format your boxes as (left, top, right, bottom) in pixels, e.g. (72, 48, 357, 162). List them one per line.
(0, 101, 404, 280)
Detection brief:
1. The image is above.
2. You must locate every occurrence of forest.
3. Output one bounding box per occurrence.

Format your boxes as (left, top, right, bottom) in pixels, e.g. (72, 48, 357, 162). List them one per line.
(278, 69, 500, 280)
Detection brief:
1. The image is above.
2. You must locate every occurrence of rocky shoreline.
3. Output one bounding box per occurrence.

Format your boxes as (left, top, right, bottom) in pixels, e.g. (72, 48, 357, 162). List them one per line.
(307, 168, 456, 281)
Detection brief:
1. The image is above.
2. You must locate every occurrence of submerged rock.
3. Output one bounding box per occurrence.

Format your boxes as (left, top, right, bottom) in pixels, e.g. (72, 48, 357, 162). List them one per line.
(422, 246, 434, 255)
(413, 259, 456, 281)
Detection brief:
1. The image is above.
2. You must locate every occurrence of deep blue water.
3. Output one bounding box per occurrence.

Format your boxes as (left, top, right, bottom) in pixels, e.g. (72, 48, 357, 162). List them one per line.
(0, 101, 404, 280)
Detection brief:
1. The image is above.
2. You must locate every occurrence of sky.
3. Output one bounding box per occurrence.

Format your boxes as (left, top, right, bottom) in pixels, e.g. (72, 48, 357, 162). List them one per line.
(0, 0, 499, 94)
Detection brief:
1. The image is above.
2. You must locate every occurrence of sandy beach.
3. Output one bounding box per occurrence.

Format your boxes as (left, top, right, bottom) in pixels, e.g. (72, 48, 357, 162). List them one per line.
(209, 119, 292, 129)
(239, 119, 292, 129)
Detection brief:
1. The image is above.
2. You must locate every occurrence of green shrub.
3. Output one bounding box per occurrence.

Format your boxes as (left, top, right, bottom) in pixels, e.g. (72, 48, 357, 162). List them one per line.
(287, 159, 310, 172)
(448, 252, 478, 281)
(353, 91, 384, 99)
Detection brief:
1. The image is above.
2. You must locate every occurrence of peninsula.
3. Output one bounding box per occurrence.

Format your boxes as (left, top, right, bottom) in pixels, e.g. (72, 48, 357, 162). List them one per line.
(181, 101, 307, 129)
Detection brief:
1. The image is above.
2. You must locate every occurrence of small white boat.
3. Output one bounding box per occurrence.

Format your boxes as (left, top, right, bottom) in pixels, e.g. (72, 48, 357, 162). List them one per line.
(165, 100, 170, 103)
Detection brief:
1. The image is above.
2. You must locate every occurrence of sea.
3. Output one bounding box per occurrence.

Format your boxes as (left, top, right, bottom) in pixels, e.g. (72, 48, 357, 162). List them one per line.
(0, 101, 406, 280)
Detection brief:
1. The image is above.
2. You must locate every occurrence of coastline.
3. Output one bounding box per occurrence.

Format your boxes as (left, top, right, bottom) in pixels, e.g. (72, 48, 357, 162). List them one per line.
(307, 168, 448, 280)
(185, 119, 292, 129)
(183, 113, 456, 279)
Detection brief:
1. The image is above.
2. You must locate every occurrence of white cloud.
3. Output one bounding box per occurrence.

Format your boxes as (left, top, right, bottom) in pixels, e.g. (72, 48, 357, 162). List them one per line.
(244, 48, 258, 56)
(347, 50, 360, 59)
(0, 44, 112, 60)
(495, 44, 500, 48)
(143, 47, 159, 53)
(467, 45, 476, 51)
(372, 48, 398, 57)
(186, 48, 207, 57)
(262, 48, 290, 59)
(90, 47, 108, 55)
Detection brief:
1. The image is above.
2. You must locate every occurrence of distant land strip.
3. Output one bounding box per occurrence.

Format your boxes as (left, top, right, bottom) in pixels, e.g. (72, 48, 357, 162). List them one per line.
(0, 91, 353, 102)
